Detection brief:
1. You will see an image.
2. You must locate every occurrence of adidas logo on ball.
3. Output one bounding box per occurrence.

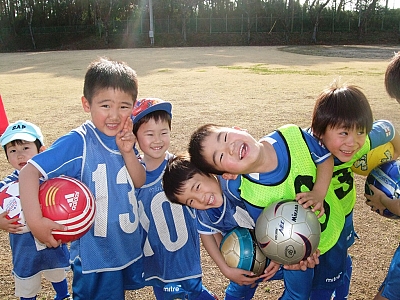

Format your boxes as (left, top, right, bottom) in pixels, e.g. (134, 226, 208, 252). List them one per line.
(65, 192, 79, 210)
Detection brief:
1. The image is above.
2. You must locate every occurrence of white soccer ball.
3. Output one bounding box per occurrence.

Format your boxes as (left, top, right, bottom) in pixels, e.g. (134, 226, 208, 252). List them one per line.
(0, 181, 30, 233)
(255, 200, 320, 265)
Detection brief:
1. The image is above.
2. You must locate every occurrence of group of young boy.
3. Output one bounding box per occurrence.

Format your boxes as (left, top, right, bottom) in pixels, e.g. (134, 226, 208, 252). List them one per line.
(0, 52, 399, 300)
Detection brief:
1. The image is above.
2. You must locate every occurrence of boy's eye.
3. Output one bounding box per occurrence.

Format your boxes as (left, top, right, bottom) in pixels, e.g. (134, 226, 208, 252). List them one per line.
(219, 153, 223, 163)
(196, 184, 200, 191)
(224, 133, 227, 142)
(9, 149, 16, 154)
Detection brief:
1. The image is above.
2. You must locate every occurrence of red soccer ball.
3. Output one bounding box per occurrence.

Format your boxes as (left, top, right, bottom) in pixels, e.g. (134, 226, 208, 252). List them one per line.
(39, 176, 96, 243)
(0, 181, 30, 233)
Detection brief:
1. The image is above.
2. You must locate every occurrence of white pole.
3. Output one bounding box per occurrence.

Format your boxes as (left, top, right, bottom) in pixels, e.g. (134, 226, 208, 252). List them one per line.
(149, 0, 154, 45)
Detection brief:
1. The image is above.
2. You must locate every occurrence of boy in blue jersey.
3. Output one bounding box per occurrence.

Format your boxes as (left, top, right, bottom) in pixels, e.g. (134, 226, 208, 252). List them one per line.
(363, 56, 400, 300)
(163, 156, 321, 300)
(308, 83, 400, 300)
(132, 98, 217, 300)
(188, 123, 343, 300)
(18, 57, 146, 300)
(0, 120, 70, 300)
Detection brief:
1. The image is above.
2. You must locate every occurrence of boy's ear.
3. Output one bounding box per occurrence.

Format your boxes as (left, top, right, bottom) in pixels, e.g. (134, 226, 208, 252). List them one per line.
(81, 96, 90, 113)
(222, 173, 238, 180)
(39, 145, 46, 153)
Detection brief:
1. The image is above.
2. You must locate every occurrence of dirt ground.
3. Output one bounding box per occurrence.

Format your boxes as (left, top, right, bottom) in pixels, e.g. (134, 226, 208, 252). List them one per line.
(0, 45, 400, 299)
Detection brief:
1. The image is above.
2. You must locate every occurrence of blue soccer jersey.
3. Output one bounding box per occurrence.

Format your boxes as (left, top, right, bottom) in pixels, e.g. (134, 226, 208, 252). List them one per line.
(136, 153, 208, 299)
(196, 175, 255, 235)
(195, 175, 262, 300)
(0, 171, 70, 279)
(29, 121, 143, 273)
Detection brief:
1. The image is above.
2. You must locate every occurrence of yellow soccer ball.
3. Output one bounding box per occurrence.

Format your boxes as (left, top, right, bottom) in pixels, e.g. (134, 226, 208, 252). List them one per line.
(351, 142, 394, 176)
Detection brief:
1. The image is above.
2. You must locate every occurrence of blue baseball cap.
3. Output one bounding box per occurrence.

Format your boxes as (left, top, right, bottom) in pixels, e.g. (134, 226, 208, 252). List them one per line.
(132, 98, 172, 125)
(1, 120, 44, 147)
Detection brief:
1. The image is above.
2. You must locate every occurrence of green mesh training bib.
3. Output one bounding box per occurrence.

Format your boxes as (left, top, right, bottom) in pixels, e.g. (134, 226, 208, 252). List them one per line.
(240, 124, 345, 254)
(331, 136, 371, 216)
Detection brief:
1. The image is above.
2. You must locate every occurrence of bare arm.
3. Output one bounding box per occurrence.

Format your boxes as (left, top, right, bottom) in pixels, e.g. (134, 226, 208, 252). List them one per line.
(116, 117, 146, 188)
(296, 156, 333, 218)
(19, 163, 65, 247)
(201, 233, 258, 286)
(121, 148, 146, 188)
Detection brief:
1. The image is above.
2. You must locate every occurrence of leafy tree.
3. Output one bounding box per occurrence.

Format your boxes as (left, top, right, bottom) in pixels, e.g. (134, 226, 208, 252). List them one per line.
(306, 0, 331, 43)
(356, 0, 379, 36)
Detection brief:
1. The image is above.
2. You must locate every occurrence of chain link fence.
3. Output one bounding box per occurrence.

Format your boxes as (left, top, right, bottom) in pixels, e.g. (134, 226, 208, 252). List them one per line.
(2, 10, 399, 38)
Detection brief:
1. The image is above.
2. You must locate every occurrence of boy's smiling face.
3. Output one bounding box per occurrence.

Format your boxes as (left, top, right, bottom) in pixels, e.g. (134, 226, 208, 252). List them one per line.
(201, 127, 261, 175)
(175, 173, 224, 210)
(82, 87, 134, 137)
(136, 118, 171, 167)
(321, 125, 367, 162)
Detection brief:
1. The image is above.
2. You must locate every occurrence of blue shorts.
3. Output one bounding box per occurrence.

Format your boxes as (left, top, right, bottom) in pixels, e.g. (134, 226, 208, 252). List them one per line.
(269, 267, 314, 300)
(379, 244, 400, 300)
(225, 267, 313, 300)
(152, 280, 216, 300)
(225, 279, 259, 300)
(71, 258, 144, 300)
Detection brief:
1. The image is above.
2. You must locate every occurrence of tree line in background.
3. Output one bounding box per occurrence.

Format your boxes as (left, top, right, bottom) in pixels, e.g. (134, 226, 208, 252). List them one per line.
(0, 0, 399, 51)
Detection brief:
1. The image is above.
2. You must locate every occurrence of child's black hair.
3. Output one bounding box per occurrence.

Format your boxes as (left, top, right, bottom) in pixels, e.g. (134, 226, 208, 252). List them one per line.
(83, 57, 138, 104)
(163, 155, 212, 205)
(188, 124, 223, 175)
(311, 83, 373, 139)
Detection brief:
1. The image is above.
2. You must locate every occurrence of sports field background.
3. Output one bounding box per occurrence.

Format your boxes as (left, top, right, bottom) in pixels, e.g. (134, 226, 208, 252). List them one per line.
(0, 45, 400, 299)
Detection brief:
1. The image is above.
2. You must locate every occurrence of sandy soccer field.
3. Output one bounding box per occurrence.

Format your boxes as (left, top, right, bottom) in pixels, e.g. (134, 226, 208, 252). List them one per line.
(0, 45, 400, 299)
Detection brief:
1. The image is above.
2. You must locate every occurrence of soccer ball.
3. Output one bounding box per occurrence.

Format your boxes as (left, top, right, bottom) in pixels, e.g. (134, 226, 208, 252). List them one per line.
(39, 176, 96, 243)
(220, 227, 268, 276)
(352, 142, 394, 176)
(365, 160, 400, 219)
(0, 181, 30, 233)
(255, 200, 321, 265)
